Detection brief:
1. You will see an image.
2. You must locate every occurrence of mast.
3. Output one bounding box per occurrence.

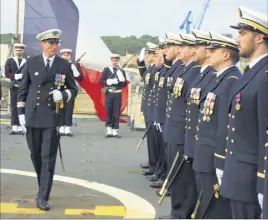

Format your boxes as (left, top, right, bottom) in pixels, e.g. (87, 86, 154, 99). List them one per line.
(15, 0, 20, 41)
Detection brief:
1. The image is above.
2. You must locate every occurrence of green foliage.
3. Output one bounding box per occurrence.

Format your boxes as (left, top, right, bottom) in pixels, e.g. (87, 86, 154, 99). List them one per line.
(101, 35, 158, 56)
(0, 33, 21, 44)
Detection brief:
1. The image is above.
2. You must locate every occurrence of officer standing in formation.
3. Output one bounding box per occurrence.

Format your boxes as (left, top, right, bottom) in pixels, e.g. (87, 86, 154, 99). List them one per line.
(99, 53, 127, 138)
(17, 29, 78, 211)
(219, 7, 268, 219)
(136, 6, 267, 219)
(137, 43, 159, 175)
(4, 43, 27, 135)
(149, 38, 173, 190)
(193, 32, 241, 219)
(59, 48, 83, 136)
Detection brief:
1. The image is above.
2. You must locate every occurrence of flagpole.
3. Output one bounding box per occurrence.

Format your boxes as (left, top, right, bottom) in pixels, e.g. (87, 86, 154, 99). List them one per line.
(15, 0, 20, 41)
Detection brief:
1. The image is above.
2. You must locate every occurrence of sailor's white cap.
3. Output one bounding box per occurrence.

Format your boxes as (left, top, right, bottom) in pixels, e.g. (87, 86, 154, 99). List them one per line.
(60, 48, 72, 54)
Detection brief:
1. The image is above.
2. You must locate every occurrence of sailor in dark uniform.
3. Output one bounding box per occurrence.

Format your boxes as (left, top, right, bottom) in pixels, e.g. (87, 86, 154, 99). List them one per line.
(263, 124, 268, 218)
(184, 30, 215, 165)
(4, 43, 27, 135)
(137, 43, 159, 175)
(149, 38, 173, 189)
(219, 7, 268, 219)
(59, 48, 83, 136)
(192, 32, 242, 219)
(17, 29, 78, 211)
(160, 32, 200, 219)
(99, 53, 127, 138)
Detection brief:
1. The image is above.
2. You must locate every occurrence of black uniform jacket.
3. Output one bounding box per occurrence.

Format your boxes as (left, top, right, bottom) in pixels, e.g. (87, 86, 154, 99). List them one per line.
(17, 54, 78, 128)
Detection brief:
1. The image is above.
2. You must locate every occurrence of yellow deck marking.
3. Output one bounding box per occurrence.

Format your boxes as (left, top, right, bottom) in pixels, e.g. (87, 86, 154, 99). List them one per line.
(0, 203, 45, 214)
(65, 206, 126, 216)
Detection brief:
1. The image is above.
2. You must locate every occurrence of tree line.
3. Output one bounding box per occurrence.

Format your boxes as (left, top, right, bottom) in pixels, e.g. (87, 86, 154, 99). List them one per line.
(1, 34, 158, 56)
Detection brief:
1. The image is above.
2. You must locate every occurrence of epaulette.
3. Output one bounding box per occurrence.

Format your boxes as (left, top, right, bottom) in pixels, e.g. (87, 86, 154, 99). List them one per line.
(193, 65, 201, 68)
(164, 64, 171, 69)
(138, 66, 146, 69)
(228, 76, 239, 80)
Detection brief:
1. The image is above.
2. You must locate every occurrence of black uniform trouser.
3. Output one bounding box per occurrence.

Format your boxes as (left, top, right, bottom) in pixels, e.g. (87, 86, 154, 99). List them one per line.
(10, 87, 19, 125)
(145, 117, 157, 172)
(153, 123, 167, 180)
(195, 171, 232, 219)
(26, 127, 58, 201)
(229, 200, 261, 219)
(59, 99, 74, 126)
(105, 92, 122, 129)
(167, 143, 197, 218)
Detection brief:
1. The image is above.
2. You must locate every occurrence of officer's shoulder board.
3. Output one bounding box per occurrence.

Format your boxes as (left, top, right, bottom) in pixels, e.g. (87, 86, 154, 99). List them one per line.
(228, 76, 239, 80)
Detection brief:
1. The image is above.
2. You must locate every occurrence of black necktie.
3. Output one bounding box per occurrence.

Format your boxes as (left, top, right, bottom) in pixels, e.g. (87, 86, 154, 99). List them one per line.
(46, 59, 50, 73)
(18, 58, 22, 66)
(243, 65, 250, 74)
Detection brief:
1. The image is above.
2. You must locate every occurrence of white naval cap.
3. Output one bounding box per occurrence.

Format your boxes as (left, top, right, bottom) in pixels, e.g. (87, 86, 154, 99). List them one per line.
(14, 43, 26, 48)
(145, 42, 158, 53)
(60, 48, 72, 54)
(179, 32, 196, 45)
(110, 53, 120, 59)
(191, 29, 212, 45)
(36, 29, 62, 42)
(230, 6, 268, 36)
(158, 37, 166, 48)
(207, 31, 238, 51)
(165, 32, 182, 45)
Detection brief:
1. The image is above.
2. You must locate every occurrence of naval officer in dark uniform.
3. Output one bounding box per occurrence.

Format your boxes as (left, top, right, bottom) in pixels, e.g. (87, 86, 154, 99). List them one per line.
(4, 43, 27, 135)
(137, 43, 159, 175)
(184, 30, 215, 165)
(263, 124, 268, 218)
(160, 32, 200, 219)
(149, 38, 173, 189)
(192, 32, 241, 219)
(59, 48, 83, 136)
(99, 53, 127, 138)
(219, 6, 268, 219)
(17, 29, 78, 211)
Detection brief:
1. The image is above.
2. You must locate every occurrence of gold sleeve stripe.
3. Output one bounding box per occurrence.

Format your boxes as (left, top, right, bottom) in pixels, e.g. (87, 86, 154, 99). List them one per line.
(164, 64, 171, 68)
(17, 102, 25, 108)
(214, 153, 226, 159)
(138, 66, 146, 69)
(257, 172, 265, 179)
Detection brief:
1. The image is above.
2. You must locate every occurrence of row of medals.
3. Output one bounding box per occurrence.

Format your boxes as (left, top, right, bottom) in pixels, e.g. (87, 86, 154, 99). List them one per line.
(202, 98, 215, 122)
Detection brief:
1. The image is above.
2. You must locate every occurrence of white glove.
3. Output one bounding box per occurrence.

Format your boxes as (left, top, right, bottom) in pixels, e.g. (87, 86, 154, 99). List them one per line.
(50, 90, 63, 102)
(14, 73, 23, 80)
(157, 123, 162, 133)
(71, 64, 80, 77)
(216, 168, 224, 185)
(116, 69, 125, 82)
(19, 114, 27, 133)
(139, 48, 146, 61)
(258, 193, 263, 210)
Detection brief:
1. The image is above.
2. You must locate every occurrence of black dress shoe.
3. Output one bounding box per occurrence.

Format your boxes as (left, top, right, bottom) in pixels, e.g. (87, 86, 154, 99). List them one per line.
(147, 174, 159, 182)
(150, 179, 163, 188)
(158, 214, 177, 219)
(113, 134, 121, 138)
(142, 170, 154, 176)
(105, 134, 113, 138)
(36, 199, 50, 211)
(140, 163, 149, 169)
(65, 132, 73, 137)
(9, 130, 17, 135)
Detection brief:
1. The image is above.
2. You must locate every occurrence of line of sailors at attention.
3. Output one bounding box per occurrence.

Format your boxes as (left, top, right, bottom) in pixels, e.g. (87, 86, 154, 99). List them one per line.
(137, 6, 268, 219)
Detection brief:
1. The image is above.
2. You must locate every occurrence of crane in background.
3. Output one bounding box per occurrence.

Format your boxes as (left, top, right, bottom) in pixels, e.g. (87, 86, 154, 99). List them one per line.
(179, 0, 210, 33)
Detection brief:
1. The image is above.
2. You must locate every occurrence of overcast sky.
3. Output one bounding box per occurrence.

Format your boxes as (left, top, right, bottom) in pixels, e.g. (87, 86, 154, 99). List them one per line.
(1, 0, 267, 37)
